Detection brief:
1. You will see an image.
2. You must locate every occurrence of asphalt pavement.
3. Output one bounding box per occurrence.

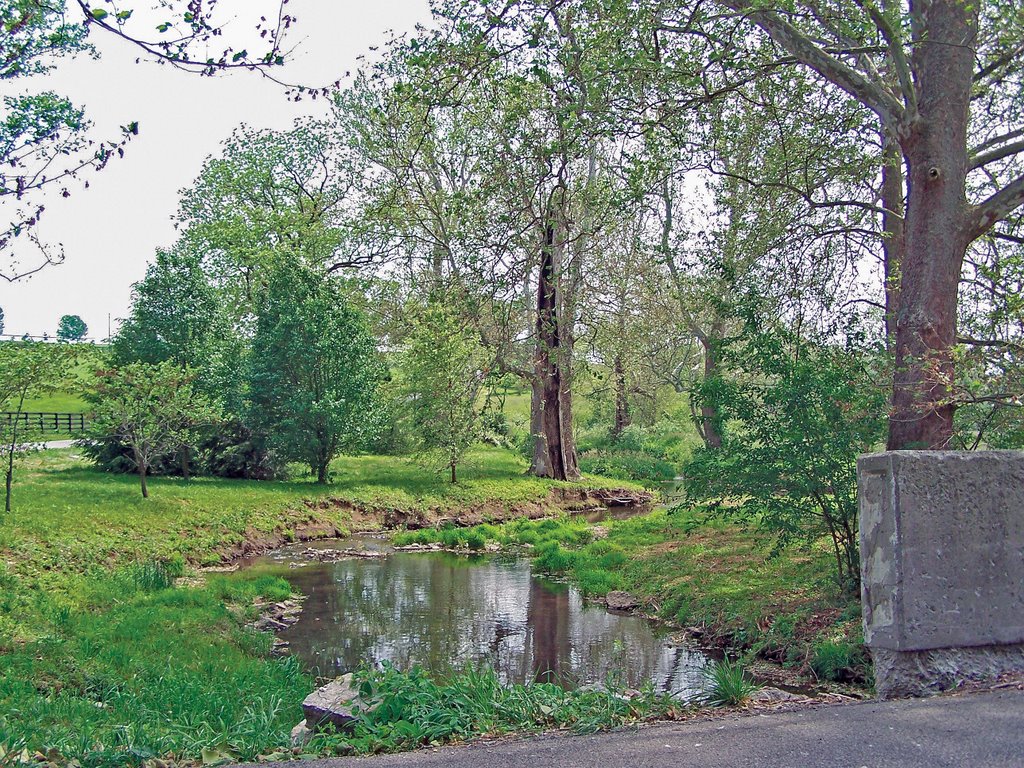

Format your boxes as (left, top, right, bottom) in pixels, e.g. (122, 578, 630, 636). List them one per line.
(251, 687, 1024, 768)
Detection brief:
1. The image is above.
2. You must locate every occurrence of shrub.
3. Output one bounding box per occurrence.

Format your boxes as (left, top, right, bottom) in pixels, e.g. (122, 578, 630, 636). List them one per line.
(684, 325, 885, 593)
(579, 450, 676, 487)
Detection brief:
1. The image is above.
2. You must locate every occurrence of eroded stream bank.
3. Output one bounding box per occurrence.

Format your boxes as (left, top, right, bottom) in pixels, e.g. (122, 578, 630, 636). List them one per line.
(242, 535, 715, 698)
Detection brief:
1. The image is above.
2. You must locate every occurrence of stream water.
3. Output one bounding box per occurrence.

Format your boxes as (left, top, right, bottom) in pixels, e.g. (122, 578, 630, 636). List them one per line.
(243, 536, 715, 698)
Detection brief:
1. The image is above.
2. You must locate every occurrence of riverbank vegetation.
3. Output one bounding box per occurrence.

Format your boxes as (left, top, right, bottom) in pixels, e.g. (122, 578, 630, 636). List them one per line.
(0, 448, 661, 764)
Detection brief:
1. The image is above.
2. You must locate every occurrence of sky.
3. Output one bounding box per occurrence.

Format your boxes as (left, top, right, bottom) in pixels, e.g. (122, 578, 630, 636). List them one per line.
(0, 0, 431, 340)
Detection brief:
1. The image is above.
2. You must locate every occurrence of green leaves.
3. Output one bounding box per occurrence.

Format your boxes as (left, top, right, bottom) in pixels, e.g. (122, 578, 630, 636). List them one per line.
(89, 8, 108, 21)
(248, 264, 384, 483)
(685, 325, 885, 592)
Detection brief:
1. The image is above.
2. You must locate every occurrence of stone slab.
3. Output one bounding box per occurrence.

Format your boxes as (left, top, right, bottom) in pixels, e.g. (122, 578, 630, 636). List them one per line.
(858, 451, 1024, 653)
(302, 673, 363, 732)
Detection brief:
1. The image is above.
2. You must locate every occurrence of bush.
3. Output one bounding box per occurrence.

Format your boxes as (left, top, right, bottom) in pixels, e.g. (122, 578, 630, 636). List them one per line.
(579, 449, 676, 487)
(684, 326, 885, 592)
(83, 419, 286, 480)
(199, 419, 286, 480)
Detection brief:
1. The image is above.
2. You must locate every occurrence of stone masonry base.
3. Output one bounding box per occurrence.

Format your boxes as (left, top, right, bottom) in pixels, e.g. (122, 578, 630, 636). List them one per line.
(871, 643, 1024, 699)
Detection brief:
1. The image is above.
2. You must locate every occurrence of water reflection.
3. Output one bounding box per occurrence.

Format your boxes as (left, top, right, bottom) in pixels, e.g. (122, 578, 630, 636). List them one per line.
(246, 538, 711, 698)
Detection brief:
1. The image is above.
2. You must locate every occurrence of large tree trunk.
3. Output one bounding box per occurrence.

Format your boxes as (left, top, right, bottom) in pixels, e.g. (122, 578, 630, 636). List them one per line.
(139, 465, 149, 499)
(530, 223, 580, 480)
(888, 1, 976, 450)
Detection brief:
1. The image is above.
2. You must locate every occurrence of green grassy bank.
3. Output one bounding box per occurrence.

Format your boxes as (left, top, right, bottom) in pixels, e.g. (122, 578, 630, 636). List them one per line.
(1, 446, 861, 766)
(0, 448, 661, 765)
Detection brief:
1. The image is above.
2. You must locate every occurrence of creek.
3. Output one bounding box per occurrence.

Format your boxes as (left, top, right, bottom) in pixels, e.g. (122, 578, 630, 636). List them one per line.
(242, 535, 715, 699)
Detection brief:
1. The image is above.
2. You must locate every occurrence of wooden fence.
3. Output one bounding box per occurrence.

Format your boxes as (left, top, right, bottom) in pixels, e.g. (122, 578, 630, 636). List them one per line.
(0, 412, 90, 433)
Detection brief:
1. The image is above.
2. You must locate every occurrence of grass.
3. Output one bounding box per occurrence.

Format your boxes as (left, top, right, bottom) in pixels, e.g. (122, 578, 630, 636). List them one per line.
(2, 447, 639, 601)
(311, 664, 681, 756)
(700, 659, 761, 707)
(0, 443, 864, 765)
(0, 446, 655, 765)
(0, 569, 311, 766)
(19, 345, 107, 414)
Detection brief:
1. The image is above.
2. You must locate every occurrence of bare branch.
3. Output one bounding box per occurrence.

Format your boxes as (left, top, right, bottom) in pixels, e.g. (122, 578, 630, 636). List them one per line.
(968, 174, 1024, 241)
(969, 139, 1024, 171)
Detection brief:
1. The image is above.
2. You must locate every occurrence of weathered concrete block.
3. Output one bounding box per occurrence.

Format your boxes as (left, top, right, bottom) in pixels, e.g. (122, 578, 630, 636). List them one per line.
(858, 451, 1024, 696)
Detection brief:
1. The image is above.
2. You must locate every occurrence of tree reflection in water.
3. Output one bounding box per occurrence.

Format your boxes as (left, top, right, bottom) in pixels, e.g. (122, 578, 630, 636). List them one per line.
(249, 538, 711, 697)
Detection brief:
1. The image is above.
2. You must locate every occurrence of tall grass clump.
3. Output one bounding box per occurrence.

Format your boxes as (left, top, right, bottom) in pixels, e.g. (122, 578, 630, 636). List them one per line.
(810, 640, 867, 682)
(699, 659, 761, 707)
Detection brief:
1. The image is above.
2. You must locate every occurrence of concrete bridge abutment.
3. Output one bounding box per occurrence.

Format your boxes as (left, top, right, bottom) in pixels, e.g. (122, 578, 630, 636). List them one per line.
(858, 451, 1024, 698)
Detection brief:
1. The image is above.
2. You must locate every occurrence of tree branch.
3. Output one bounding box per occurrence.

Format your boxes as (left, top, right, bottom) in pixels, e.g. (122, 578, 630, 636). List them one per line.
(968, 174, 1024, 241)
(718, 0, 905, 130)
(970, 139, 1024, 171)
(854, 0, 917, 114)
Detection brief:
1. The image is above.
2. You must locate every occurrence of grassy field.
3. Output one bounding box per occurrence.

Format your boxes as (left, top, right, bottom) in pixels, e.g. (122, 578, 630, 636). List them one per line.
(2, 447, 636, 597)
(17, 345, 107, 414)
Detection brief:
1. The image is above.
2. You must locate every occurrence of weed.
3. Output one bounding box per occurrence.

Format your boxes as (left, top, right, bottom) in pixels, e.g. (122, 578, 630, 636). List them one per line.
(130, 559, 176, 592)
(699, 659, 760, 706)
(810, 640, 865, 682)
(309, 664, 679, 755)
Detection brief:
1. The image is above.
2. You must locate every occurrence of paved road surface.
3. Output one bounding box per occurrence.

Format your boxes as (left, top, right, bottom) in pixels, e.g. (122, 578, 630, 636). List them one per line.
(254, 688, 1024, 768)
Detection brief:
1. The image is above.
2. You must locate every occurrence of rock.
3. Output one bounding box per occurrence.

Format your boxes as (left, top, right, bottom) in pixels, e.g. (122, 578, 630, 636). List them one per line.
(605, 591, 640, 611)
(290, 721, 313, 747)
(254, 616, 290, 632)
(302, 673, 363, 732)
(300, 547, 388, 562)
(748, 686, 809, 704)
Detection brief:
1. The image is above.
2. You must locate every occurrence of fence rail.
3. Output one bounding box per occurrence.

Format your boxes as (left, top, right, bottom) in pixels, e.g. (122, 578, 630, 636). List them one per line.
(1, 412, 90, 433)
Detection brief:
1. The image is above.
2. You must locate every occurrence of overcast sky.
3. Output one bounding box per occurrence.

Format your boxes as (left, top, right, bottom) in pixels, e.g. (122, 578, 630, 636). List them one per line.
(0, 0, 430, 339)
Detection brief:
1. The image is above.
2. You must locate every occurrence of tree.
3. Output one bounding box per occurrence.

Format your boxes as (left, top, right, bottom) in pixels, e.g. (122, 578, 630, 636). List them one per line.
(397, 294, 487, 483)
(89, 361, 215, 498)
(0, 305, 4, 335)
(249, 266, 383, 484)
(0, 341, 77, 512)
(112, 245, 223, 369)
(685, 322, 887, 592)
(56, 313, 87, 341)
(702, 0, 1024, 450)
(177, 122, 363, 320)
(2, 0, 295, 279)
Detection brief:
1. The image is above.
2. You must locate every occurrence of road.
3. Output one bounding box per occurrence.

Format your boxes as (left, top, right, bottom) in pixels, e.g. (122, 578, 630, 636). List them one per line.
(253, 688, 1024, 768)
